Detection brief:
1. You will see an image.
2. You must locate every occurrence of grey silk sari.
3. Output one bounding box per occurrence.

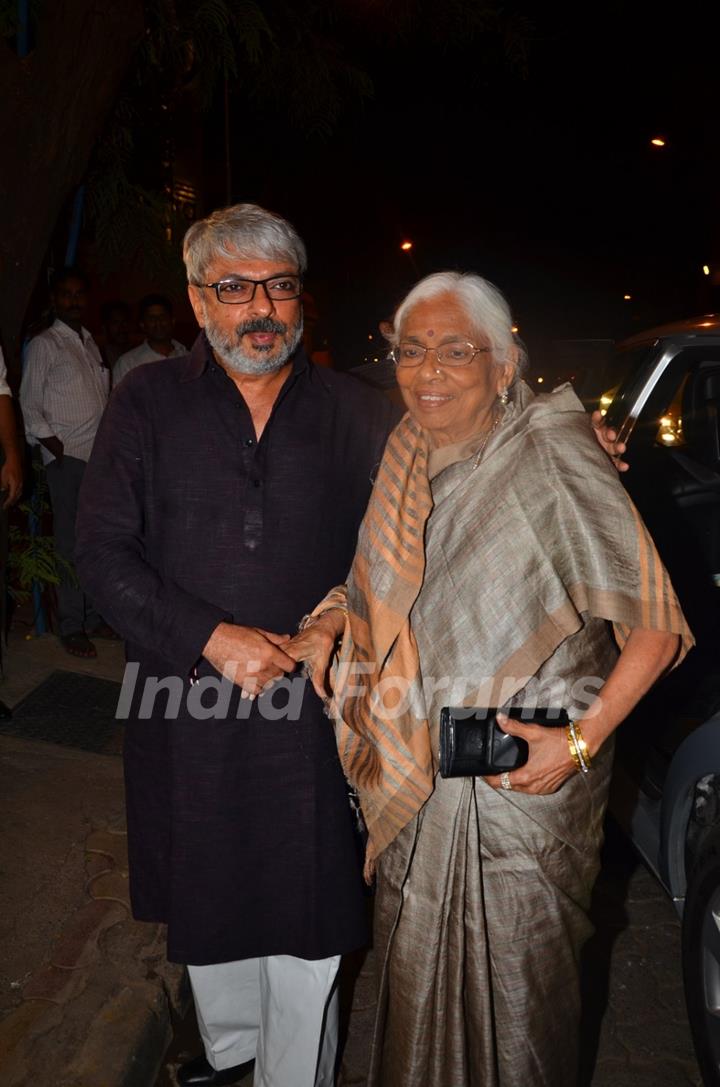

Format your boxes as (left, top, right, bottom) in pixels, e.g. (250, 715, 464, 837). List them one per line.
(357, 383, 692, 1086)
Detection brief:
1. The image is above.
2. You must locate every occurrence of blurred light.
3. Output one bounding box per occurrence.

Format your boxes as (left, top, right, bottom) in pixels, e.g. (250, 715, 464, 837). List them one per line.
(373, 357, 379, 362)
(537, 377, 544, 384)
(703, 265, 711, 276)
(600, 394, 613, 406)
(511, 325, 519, 333)
(400, 241, 413, 251)
(657, 412, 683, 446)
(650, 137, 666, 147)
(368, 334, 374, 340)
(623, 294, 632, 301)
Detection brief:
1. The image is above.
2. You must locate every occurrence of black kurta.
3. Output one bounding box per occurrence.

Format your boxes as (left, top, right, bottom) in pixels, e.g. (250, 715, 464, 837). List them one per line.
(76, 336, 395, 964)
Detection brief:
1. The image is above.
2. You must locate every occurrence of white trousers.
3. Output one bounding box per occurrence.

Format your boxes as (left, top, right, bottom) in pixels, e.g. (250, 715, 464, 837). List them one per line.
(187, 954, 341, 1087)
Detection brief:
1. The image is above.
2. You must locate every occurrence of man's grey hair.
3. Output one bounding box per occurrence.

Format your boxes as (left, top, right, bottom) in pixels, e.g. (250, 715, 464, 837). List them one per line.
(183, 203, 308, 284)
(390, 271, 528, 379)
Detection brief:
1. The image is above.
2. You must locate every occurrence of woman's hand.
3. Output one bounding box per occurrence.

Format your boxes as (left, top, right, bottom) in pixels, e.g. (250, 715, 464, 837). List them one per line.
(285, 610, 345, 700)
(484, 714, 577, 794)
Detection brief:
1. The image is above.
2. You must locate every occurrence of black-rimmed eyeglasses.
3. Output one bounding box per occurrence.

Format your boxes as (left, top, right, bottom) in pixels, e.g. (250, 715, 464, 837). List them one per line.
(193, 275, 303, 305)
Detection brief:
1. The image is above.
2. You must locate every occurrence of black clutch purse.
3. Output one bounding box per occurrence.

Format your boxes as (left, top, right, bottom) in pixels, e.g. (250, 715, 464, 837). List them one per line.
(439, 706, 570, 778)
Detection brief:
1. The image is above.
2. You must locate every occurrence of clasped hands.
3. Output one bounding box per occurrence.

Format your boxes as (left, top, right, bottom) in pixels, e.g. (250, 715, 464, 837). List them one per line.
(202, 612, 343, 700)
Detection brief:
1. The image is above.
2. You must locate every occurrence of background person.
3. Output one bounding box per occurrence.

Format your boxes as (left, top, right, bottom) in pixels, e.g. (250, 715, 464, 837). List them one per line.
(0, 346, 24, 509)
(291, 271, 692, 1087)
(99, 300, 131, 370)
(19, 268, 110, 658)
(112, 293, 186, 383)
(1, 344, 24, 712)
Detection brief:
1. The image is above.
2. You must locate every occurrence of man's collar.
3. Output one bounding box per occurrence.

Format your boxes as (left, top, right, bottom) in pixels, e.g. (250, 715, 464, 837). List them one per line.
(179, 331, 310, 382)
(52, 318, 92, 343)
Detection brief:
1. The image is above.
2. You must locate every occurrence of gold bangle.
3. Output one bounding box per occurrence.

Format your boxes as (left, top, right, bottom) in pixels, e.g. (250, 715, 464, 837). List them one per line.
(572, 721, 592, 771)
(567, 719, 592, 773)
(298, 604, 348, 633)
(569, 721, 587, 773)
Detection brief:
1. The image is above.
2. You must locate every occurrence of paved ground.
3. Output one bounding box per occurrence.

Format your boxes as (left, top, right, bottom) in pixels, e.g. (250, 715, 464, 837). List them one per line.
(0, 611, 706, 1086)
(0, 616, 186, 1087)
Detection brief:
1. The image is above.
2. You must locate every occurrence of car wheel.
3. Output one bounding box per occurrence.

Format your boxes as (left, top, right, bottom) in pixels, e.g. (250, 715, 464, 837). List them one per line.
(683, 825, 720, 1085)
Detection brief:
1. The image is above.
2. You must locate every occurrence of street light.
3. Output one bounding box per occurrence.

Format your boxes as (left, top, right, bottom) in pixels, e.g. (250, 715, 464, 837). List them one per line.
(650, 137, 666, 147)
(400, 241, 413, 251)
(703, 265, 711, 276)
(624, 294, 632, 301)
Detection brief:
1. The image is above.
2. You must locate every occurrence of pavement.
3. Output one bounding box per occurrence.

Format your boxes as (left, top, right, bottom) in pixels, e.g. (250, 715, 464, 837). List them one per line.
(0, 616, 186, 1087)
(0, 608, 706, 1087)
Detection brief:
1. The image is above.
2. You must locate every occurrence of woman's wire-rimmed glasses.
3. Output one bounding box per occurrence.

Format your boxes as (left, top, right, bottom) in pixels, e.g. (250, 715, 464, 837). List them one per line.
(390, 341, 492, 368)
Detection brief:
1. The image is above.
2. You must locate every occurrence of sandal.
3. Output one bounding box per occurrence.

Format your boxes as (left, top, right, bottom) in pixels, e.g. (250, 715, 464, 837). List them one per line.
(61, 632, 97, 658)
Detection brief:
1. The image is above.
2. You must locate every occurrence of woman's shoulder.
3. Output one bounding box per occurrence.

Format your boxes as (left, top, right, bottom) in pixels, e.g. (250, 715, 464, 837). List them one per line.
(511, 381, 617, 479)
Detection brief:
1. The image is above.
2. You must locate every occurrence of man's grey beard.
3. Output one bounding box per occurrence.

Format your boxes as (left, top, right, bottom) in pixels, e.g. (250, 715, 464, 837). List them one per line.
(204, 313, 304, 375)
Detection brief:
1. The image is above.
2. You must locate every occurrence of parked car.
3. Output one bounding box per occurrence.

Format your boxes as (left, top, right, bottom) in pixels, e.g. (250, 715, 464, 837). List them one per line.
(603, 315, 720, 1085)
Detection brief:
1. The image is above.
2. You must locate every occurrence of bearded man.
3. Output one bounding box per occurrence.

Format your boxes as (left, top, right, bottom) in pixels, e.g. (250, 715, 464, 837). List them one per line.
(75, 204, 396, 1087)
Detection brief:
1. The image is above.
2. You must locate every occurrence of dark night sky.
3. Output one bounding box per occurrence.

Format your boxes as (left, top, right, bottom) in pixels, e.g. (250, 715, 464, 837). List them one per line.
(200, 1, 718, 375)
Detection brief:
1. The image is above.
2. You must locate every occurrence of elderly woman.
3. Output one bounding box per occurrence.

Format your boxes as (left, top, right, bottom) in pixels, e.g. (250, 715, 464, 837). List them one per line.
(290, 272, 692, 1087)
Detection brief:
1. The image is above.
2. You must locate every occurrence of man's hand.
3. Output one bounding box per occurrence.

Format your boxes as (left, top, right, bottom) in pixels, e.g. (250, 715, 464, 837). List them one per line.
(590, 410, 628, 471)
(39, 435, 64, 464)
(0, 452, 23, 508)
(202, 622, 296, 698)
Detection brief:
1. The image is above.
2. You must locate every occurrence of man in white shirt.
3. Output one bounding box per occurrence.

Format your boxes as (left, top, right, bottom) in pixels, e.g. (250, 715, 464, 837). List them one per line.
(19, 268, 110, 657)
(113, 294, 186, 384)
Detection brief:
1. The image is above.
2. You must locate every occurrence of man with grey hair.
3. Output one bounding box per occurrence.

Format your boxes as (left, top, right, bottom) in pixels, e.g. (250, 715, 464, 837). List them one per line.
(76, 204, 396, 1086)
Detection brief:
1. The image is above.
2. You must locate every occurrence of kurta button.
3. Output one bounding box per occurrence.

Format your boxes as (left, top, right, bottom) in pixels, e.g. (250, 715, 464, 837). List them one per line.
(245, 438, 255, 447)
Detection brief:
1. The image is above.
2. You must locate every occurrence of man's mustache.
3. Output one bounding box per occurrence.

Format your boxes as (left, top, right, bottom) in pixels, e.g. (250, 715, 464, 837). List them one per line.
(235, 317, 287, 338)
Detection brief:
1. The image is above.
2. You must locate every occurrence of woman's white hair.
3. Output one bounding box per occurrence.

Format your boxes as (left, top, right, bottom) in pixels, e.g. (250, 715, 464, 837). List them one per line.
(390, 271, 527, 379)
(183, 203, 307, 284)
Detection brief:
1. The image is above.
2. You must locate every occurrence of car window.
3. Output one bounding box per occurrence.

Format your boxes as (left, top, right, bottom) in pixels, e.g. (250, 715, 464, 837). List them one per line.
(655, 373, 688, 448)
(605, 345, 720, 461)
(679, 367, 720, 469)
(599, 345, 656, 419)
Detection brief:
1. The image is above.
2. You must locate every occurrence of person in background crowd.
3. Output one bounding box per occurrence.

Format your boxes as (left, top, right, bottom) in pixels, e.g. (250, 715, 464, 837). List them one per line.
(0, 346, 23, 509)
(99, 300, 131, 370)
(1, 343, 24, 714)
(113, 293, 186, 383)
(19, 268, 110, 658)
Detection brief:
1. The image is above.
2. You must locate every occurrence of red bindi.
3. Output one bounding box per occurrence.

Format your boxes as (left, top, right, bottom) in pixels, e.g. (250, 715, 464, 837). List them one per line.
(427, 329, 435, 337)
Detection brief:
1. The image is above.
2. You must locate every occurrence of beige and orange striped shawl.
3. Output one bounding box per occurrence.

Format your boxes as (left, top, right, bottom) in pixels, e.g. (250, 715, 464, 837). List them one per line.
(317, 382, 693, 867)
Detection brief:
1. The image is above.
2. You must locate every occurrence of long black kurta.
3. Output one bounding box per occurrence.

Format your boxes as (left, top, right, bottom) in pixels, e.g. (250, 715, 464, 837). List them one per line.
(75, 336, 395, 964)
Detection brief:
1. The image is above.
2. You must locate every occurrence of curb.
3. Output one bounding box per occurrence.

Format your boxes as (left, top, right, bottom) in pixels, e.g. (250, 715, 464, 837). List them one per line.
(0, 824, 188, 1087)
